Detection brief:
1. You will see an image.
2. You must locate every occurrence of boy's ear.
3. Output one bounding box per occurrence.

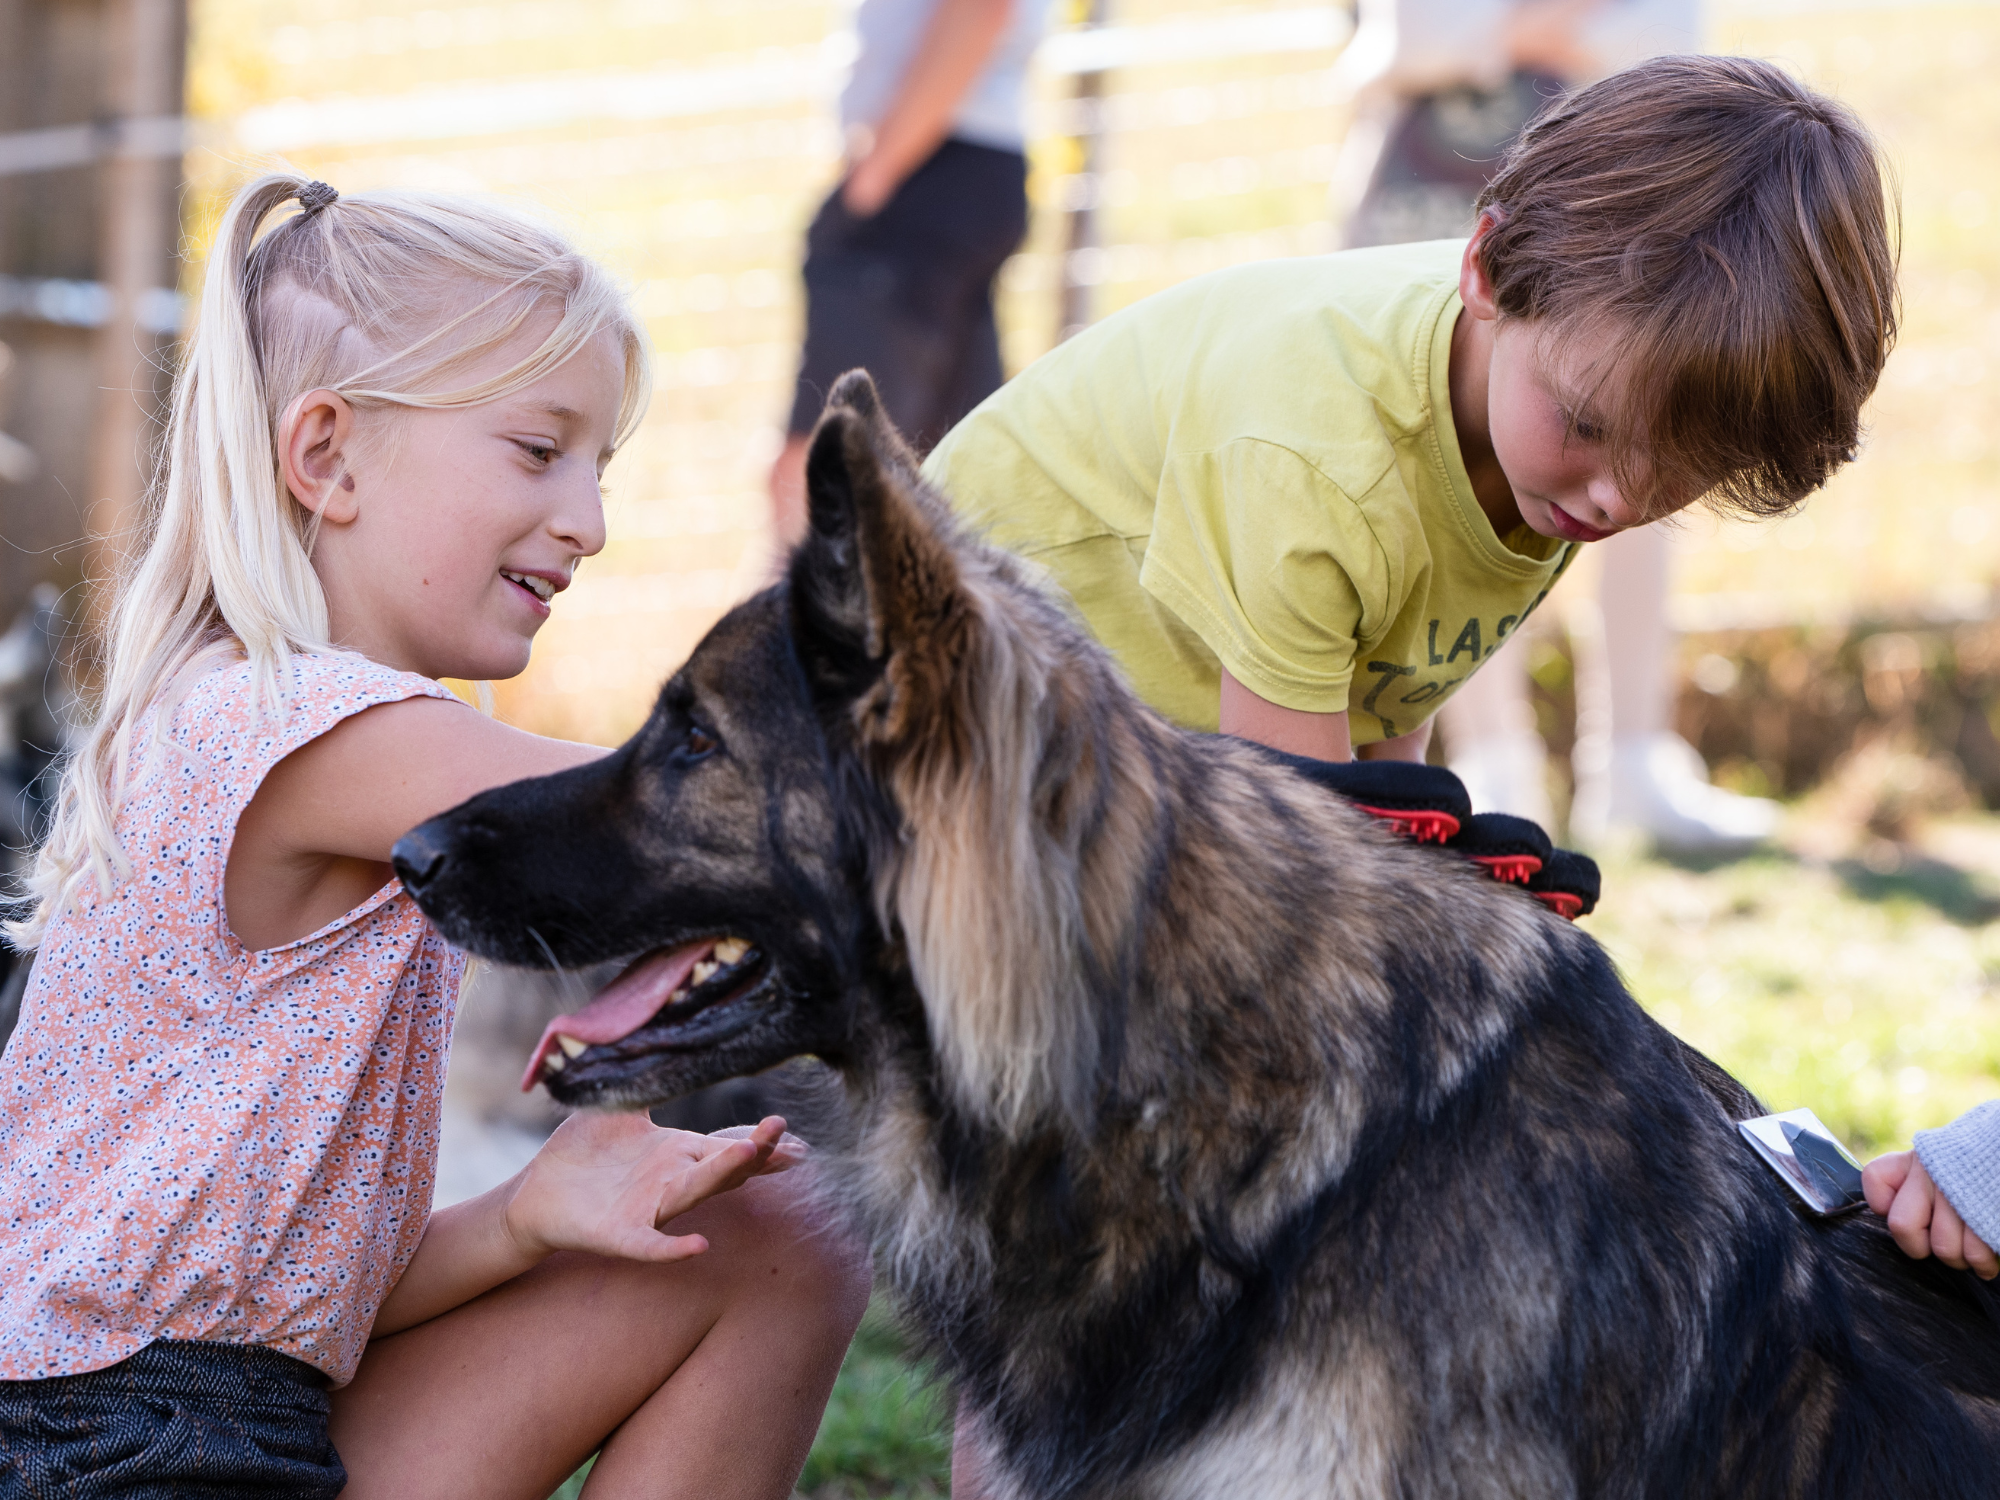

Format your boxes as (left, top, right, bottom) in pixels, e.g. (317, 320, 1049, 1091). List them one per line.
(1460, 208, 1503, 322)
(279, 388, 361, 525)
(787, 370, 971, 746)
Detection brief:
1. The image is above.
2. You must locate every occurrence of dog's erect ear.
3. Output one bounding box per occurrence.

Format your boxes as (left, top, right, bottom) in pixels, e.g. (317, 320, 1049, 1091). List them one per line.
(788, 371, 971, 743)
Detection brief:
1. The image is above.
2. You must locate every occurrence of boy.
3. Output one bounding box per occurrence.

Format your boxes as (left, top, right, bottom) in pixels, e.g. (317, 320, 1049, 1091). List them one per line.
(921, 55, 1896, 766)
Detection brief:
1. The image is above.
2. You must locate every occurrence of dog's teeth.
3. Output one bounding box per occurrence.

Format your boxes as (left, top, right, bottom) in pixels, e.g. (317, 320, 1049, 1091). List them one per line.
(542, 1050, 566, 1074)
(691, 960, 719, 985)
(714, 937, 750, 965)
(556, 1034, 587, 1058)
(670, 984, 690, 1003)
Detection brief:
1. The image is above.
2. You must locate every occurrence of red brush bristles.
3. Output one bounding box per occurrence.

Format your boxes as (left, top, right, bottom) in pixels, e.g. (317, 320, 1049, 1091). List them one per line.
(1353, 805, 1461, 843)
(1471, 853, 1543, 885)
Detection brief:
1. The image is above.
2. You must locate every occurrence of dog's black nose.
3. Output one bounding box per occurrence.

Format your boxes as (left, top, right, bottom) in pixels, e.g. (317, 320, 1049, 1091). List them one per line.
(391, 824, 451, 895)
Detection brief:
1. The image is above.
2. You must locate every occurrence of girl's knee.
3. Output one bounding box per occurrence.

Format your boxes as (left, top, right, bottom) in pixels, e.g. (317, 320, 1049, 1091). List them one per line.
(755, 1171, 872, 1313)
(683, 1167, 871, 1325)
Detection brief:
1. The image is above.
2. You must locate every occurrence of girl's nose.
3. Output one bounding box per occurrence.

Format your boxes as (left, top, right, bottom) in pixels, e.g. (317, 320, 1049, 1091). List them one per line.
(552, 476, 609, 558)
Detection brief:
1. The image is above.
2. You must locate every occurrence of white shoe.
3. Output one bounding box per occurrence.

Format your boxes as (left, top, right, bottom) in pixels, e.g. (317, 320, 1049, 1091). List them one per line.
(1448, 729, 1555, 827)
(1571, 733, 1779, 853)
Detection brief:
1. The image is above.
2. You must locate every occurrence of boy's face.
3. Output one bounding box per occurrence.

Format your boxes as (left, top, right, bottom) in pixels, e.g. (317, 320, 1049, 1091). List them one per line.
(1483, 316, 1666, 544)
(1458, 220, 1694, 543)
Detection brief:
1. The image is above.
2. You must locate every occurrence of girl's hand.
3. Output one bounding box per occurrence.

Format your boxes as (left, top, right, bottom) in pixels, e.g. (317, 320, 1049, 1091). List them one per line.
(1862, 1149, 1998, 1280)
(503, 1111, 803, 1265)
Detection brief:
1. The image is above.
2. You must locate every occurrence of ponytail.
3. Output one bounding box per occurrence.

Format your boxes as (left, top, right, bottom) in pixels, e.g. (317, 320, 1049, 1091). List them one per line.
(13, 173, 647, 945)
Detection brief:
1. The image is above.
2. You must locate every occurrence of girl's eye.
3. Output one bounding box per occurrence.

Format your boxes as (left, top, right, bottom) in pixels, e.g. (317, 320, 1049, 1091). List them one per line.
(675, 725, 718, 764)
(519, 441, 557, 464)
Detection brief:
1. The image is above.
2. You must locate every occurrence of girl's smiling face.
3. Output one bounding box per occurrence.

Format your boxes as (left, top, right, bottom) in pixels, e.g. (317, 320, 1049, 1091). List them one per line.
(280, 324, 626, 682)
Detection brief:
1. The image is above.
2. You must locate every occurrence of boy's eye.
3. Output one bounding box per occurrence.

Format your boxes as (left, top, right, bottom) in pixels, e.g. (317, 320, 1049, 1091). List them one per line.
(1560, 407, 1606, 444)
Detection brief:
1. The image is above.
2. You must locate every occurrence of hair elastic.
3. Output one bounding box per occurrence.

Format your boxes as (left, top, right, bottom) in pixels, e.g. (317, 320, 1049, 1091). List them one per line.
(297, 181, 339, 216)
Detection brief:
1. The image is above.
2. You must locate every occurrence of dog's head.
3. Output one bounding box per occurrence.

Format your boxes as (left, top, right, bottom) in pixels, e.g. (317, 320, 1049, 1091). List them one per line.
(399, 372, 1138, 1120)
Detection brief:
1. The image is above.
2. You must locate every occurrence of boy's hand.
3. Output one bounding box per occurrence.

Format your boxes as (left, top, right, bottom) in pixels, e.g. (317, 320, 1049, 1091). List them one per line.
(503, 1111, 803, 1265)
(1862, 1149, 1998, 1280)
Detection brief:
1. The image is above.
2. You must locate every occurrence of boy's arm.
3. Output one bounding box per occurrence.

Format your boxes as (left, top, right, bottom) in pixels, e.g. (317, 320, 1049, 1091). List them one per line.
(1219, 668, 1434, 764)
(1220, 668, 1351, 760)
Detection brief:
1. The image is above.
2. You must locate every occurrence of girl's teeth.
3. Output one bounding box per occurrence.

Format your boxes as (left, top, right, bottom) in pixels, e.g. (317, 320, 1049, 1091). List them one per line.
(505, 571, 554, 602)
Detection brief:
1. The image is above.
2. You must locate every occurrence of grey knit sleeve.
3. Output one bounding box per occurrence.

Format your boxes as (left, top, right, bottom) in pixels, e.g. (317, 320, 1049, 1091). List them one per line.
(1913, 1099, 2000, 1249)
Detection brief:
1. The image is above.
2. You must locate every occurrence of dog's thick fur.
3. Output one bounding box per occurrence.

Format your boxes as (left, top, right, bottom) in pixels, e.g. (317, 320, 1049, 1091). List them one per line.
(400, 375, 2000, 1499)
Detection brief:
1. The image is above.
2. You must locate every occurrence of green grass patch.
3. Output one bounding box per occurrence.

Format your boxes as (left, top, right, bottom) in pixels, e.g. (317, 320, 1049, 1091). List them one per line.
(548, 1298, 948, 1500)
(795, 1297, 951, 1499)
(1582, 817, 2000, 1155)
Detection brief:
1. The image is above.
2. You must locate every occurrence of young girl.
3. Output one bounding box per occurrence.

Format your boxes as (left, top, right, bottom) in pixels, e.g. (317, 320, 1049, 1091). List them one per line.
(0, 174, 869, 1499)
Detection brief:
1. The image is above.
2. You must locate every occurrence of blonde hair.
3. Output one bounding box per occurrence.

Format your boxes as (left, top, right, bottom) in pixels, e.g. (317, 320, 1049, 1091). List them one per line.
(15, 172, 649, 945)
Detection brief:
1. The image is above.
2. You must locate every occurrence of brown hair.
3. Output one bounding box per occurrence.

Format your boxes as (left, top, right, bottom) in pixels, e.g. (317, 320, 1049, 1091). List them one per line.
(1474, 54, 1898, 518)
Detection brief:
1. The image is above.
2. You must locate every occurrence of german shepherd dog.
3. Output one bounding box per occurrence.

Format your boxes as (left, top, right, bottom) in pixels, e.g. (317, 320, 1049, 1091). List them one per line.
(397, 374, 2000, 1499)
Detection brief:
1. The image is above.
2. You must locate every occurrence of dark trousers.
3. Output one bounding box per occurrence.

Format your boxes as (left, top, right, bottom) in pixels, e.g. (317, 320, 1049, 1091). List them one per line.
(787, 136, 1030, 453)
(0, 1342, 344, 1500)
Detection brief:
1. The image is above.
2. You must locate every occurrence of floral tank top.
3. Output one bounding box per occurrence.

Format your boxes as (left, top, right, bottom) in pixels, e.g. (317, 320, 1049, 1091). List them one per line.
(0, 653, 465, 1384)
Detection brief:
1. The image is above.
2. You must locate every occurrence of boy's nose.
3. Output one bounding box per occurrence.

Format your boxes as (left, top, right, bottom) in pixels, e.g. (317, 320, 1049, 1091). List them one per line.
(1586, 477, 1638, 531)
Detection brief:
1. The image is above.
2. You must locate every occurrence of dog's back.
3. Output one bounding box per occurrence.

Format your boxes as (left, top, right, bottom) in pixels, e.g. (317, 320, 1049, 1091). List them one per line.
(894, 731, 2000, 1499)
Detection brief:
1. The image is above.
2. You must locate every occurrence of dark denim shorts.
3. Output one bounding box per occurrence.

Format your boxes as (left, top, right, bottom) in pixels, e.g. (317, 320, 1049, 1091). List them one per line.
(0, 1341, 345, 1499)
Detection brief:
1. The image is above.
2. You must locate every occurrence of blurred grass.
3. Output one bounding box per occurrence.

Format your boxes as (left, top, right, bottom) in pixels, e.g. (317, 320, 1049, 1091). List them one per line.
(1581, 813, 2000, 1156)
(794, 1299, 952, 1500)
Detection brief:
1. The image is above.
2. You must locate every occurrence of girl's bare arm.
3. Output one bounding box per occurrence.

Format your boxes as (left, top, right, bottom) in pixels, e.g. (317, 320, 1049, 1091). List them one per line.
(227, 695, 606, 950)
(373, 1114, 801, 1337)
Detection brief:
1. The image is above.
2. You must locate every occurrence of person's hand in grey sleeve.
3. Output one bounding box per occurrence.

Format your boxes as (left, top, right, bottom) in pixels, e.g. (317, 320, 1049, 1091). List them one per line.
(1863, 1100, 2000, 1280)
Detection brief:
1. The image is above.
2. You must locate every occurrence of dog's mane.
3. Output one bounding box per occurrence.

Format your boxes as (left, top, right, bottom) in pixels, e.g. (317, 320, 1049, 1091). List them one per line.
(791, 377, 1176, 1132)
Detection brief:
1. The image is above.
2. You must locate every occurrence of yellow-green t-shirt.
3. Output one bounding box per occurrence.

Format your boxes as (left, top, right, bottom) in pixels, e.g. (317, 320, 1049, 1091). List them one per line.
(921, 239, 1576, 746)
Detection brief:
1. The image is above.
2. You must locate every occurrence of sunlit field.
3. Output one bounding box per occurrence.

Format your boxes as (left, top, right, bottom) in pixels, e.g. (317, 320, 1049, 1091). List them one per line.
(177, 3, 2000, 1495)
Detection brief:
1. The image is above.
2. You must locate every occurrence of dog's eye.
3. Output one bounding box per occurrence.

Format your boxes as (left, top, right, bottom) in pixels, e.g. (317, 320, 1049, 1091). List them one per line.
(674, 724, 718, 765)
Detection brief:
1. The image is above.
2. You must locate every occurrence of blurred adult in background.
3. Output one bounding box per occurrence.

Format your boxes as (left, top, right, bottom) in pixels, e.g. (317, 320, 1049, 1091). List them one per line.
(771, 0, 1051, 545)
(1333, 0, 1780, 852)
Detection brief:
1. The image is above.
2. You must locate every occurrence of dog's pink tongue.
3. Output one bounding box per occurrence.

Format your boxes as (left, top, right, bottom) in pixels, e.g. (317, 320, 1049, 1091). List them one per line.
(520, 941, 714, 1091)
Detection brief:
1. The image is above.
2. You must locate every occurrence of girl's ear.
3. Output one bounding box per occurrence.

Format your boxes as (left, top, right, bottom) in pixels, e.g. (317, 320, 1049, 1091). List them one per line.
(1460, 208, 1504, 322)
(279, 388, 361, 524)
